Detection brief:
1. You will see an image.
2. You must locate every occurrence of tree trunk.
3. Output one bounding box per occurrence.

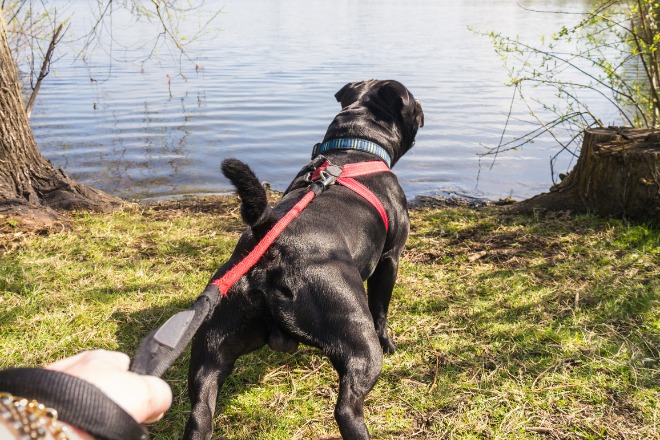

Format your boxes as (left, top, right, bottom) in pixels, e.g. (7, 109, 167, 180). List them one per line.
(511, 127, 660, 225)
(0, 10, 121, 226)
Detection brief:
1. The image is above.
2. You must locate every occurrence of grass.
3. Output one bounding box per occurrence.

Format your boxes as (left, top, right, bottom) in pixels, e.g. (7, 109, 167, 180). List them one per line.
(1, 195, 658, 439)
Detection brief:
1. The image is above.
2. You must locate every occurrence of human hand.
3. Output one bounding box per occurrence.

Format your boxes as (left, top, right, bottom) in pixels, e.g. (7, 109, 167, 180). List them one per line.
(45, 350, 172, 424)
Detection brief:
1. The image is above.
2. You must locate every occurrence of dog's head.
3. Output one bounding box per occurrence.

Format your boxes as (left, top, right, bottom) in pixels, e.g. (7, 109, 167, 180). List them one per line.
(327, 80, 424, 166)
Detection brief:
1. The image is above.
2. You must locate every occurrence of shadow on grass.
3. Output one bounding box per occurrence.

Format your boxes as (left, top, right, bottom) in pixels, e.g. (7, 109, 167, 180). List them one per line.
(390, 212, 659, 436)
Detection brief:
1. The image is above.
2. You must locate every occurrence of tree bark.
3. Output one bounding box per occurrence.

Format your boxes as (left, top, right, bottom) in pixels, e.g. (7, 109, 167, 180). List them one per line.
(511, 127, 660, 225)
(0, 10, 121, 226)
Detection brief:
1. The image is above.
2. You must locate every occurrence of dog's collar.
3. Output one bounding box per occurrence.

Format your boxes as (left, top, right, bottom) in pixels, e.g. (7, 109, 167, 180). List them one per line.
(312, 138, 392, 168)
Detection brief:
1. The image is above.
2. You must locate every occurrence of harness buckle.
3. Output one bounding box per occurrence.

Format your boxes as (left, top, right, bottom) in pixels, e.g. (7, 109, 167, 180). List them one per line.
(319, 164, 343, 187)
(309, 164, 343, 195)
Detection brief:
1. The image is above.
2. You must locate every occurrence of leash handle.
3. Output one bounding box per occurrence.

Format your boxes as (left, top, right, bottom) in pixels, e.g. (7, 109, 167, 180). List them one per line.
(130, 286, 220, 377)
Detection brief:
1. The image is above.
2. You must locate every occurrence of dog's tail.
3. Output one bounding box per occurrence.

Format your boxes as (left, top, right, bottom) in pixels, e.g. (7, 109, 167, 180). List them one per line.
(221, 158, 273, 228)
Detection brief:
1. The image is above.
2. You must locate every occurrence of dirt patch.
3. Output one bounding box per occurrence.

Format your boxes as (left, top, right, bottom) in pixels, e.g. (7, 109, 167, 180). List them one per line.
(146, 195, 242, 217)
(410, 195, 499, 209)
(445, 225, 567, 265)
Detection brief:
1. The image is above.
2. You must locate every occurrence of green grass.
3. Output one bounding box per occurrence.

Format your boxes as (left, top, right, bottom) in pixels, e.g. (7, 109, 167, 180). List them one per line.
(1, 196, 658, 439)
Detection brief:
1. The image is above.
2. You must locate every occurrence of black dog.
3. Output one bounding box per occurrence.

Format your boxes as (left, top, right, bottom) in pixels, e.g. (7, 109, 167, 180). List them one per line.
(184, 80, 424, 439)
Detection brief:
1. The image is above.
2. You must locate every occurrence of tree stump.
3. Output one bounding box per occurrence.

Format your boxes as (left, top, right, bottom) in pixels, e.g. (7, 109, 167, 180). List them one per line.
(511, 127, 660, 225)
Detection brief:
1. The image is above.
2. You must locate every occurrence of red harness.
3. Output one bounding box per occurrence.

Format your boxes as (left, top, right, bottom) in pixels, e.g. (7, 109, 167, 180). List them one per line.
(211, 160, 391, 296)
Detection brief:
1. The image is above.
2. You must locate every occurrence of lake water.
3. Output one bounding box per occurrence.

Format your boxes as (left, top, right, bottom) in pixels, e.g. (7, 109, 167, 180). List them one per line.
(29, 0, 619, 201)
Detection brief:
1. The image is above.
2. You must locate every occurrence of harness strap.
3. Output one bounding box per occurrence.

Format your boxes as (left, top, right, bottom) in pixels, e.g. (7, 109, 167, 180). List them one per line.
(313, 160, 391, 178)
(339, 177, 389, 232)
(311, 161, 391, 232)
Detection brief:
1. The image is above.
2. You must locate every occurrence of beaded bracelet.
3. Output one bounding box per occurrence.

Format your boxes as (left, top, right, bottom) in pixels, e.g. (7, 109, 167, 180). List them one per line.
(0, 392, 70, 440)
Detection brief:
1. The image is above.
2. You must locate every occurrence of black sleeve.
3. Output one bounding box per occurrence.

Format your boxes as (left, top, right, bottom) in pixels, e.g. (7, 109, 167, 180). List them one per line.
(0, 368, 148, 440)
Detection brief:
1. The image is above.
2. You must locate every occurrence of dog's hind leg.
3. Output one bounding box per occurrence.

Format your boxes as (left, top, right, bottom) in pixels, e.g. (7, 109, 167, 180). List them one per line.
(367, 255, 400, 353)
(184, 323, 266, 440)
(184, 357, 229, 440)
(306, 268, 383, 439)
(327, 322, 382, 440)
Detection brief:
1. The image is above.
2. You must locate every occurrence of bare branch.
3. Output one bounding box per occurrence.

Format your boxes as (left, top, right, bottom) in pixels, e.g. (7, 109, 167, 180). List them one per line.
(150, 0, 188, 58)
(25, 22, 63, 117)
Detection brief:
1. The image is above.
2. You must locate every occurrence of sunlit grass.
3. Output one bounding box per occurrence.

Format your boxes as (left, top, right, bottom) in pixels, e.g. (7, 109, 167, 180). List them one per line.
(1, 197, 658, 439)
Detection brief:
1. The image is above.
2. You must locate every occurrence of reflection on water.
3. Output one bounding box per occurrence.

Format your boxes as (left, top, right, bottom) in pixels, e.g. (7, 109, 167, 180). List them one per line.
(30, 0, 620, 201)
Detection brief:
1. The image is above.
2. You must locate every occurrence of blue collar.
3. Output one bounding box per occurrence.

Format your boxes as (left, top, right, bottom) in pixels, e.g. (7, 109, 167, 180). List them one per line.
(312, 138, 392, 168)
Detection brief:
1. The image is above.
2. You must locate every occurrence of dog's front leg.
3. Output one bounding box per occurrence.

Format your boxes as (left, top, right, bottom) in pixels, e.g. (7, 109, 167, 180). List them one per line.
(367, 255, 399, 354)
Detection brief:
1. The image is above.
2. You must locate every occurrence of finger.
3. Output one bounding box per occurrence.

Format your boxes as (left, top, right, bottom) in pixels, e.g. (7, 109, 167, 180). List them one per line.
(45, 350, 91, 371)
(140, 375, 173, 424)
(46, 350, 130, 372)
(94, 350, 130, 370)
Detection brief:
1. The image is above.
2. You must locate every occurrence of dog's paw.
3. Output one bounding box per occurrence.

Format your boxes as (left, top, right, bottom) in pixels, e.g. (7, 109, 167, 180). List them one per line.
(380, 336, 397, 354)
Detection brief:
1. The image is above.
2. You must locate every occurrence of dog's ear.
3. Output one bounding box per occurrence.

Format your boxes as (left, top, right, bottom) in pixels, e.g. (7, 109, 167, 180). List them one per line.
(413, 99, 424, 128)
(375, 82, 405, 116)
(374, 82, 423, 127)
(381, 83, 424, 130)
(374, 82, 424, 149)
(335, 81, 372, 108)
